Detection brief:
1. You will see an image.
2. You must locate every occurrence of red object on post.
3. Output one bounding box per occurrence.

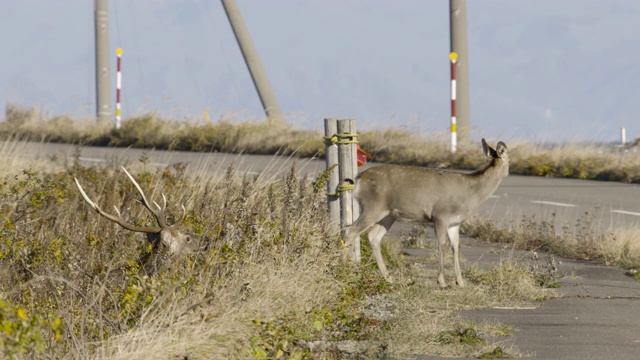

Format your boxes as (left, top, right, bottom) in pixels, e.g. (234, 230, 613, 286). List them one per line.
(357, 145, 372, 167)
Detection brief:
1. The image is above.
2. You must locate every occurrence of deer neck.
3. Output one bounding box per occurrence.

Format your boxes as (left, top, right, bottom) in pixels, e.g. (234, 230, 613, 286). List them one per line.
(469, 158, 508, 200)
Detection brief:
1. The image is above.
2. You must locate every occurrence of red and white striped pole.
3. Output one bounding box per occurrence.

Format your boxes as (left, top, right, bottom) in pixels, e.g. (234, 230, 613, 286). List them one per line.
(115, 48, 123, 129)
(450, 52, 458, 153)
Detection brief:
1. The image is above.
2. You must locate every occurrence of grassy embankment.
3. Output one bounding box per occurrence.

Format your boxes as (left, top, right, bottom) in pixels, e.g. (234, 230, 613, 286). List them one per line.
(1, 105, 639, 358)
(5, 104, 640, 270)
(0, 148, 551, 359)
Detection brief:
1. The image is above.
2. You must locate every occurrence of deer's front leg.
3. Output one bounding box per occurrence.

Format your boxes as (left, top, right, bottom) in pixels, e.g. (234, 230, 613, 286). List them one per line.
(434, 220, 448, 288)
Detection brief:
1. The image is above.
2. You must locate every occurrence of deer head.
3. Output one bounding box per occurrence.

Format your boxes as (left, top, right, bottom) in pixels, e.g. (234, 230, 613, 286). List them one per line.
(74, 167, 204, 275)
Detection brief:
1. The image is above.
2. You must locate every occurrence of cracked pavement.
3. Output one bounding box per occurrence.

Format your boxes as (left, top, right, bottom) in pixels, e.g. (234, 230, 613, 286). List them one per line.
(408, 235, 640, 360)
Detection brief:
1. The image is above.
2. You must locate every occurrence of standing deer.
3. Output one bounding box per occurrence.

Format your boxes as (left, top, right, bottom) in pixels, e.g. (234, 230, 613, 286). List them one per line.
(74, 167, 203, 275)
(343, 139, 509, 287)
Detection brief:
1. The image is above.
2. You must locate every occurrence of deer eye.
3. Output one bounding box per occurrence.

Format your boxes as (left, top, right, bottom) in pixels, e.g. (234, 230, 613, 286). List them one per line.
(186, 236, 191, 243)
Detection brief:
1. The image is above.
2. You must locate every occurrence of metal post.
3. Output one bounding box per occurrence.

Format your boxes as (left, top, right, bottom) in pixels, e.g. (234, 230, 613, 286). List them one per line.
(221, 0, 285, 126)
(621, 127, 627, 145)
(115, 48, 123, 129)
(337, 119, 360, 263)
(449, 0, 470, 143)
(348, 119, 360, 222)
(94, 0, 111, 125)
(324, 118, 340, 234)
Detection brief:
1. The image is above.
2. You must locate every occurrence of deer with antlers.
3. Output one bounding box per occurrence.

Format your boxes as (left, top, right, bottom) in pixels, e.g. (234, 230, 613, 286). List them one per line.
(75, 167, 203, 275)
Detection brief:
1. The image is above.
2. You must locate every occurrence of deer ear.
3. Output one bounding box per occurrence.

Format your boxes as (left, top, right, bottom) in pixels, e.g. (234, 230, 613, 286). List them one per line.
(481, 138, 490, 156)
(495, 141, 508, 158)
(482, 138, 498, 158)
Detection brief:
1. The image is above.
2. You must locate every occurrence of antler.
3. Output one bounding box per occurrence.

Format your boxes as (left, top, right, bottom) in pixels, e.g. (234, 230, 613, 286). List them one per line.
(120, 167, 186, 229)
(74, 167, 186, 233)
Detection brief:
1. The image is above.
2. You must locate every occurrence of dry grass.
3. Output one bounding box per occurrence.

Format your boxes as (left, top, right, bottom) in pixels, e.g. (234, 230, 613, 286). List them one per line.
(0, 141, 553, 359)
(4, 103, 640, 182)
(358, 128, 486, 170)
(4, 104, 638, 358)
(464, 213, 640, 270)
(0, 138, 68, 177)
(381, 250, 547, 358)
(91, 262, 337, 360)
(360, 132, 640, 182)
(1, 104, 323, 158)
(508, 140, 640, 182)
(0, 153, 354, 359)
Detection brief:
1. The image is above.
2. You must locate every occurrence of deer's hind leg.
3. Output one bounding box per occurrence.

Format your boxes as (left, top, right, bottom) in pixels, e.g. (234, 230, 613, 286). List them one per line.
(367, 215, 396, 280)
(447, 224, 464, 287)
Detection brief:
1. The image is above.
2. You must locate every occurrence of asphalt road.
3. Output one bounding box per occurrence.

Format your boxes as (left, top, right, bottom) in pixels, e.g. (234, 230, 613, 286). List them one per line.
(10, 141, 640, 232)
(408, 237, 640, 360)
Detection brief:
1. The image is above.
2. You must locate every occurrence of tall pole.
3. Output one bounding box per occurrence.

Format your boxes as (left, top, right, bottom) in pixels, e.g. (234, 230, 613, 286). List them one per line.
(450, 52, 458, 153)
(449, 0, 470, 143)
(337, 119, 360, 263)
(115, 48, 123, 129)
(324, 118, 340, 234)
(94, 0, 111, 125)
(221, 0, 285, 126)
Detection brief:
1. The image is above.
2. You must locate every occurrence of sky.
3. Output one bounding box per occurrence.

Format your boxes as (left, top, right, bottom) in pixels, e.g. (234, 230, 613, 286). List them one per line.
(1, 0, 639, 143)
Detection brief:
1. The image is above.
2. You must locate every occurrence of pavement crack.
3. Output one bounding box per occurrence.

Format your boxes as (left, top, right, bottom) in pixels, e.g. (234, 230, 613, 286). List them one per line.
(580, 283, 592, 297)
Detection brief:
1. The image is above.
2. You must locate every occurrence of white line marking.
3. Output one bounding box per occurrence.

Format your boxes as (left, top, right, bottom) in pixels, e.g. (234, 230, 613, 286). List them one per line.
(78, 157, 168, 167)
(530, 200, 577, 208)
(489, 195, 501, 199)
(492, 306, 538, 310)
(78, 157, 105, 163)
(611, 210, 640, 217)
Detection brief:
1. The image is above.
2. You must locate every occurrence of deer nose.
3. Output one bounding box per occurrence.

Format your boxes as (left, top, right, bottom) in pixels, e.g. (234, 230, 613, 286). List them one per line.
(200, 236, 212, 252)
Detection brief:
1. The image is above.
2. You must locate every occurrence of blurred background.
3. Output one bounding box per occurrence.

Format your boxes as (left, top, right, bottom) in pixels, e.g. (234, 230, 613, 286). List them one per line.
(1, 0, 639, 142)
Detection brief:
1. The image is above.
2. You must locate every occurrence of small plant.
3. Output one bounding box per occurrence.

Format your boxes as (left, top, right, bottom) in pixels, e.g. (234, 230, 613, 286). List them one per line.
(479, 346, 512, 359)
(400, 225, 428, 248)
(432, 326, 486, 346)
(249, 319, 311, 359)
(463, 260, 546, 305)
(529, 251, 561, 288)
(493, 325, 517, 337)
(0, 299, 62, 359)
(627, 268, 640, 281)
